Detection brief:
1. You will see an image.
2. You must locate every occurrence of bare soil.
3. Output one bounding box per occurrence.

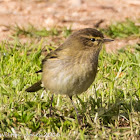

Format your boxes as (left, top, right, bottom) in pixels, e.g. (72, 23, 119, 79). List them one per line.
(0, 0, 140, 51)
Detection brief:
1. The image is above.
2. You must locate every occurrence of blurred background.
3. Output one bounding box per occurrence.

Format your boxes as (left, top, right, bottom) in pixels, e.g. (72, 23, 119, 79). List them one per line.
(0, 0, 140, 41)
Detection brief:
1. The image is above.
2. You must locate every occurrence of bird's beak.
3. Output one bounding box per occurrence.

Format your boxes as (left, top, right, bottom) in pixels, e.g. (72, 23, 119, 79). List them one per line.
(103, 38, 114, 42)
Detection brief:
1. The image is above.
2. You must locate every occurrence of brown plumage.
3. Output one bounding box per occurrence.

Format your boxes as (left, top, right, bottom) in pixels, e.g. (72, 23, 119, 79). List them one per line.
(26, 28, 113, 121)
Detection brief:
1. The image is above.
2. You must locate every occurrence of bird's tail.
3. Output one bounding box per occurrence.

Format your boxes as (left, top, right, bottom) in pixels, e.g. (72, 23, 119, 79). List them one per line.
(25, 80, 42, 92)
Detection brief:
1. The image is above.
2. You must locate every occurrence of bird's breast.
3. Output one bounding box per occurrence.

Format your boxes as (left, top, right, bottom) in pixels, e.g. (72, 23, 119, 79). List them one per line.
(42, 51, 99, 96)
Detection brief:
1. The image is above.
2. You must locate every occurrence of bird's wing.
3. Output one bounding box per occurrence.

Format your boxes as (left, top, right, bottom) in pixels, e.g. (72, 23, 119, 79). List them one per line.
(36, 47, 62, 73)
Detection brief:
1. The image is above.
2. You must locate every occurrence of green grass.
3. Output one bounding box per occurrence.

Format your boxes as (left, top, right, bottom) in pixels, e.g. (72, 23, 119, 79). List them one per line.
(0, 21, 140, 139)
(101, 19, 140, 38)
(12, 25, 72, 38)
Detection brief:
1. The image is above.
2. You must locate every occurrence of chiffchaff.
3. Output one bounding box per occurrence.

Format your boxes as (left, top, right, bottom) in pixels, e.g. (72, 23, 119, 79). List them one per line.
(26, 28, 113, 122)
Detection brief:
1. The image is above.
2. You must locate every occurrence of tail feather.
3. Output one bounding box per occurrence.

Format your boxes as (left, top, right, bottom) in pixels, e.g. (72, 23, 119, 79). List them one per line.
(26, 80, 42, 92)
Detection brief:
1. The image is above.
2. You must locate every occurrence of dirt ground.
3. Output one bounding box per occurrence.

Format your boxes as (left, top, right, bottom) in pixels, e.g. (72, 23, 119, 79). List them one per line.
(0, 0, 140, 51)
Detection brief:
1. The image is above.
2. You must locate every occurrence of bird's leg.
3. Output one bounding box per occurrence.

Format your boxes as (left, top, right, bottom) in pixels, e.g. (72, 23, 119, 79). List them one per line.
(49, 94, 54, 116)
(69, 96, 80, 123)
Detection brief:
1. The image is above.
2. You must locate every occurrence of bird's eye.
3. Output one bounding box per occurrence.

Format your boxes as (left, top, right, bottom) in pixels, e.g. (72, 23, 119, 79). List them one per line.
(91, 38, 95, 42)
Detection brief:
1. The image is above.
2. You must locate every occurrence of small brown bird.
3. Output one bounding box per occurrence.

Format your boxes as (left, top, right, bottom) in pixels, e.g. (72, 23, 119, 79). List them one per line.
(26, 28, 113, 121)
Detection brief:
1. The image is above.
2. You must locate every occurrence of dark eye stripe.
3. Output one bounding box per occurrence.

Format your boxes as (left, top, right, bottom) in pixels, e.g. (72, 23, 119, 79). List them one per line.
(91, 38, 95, 42)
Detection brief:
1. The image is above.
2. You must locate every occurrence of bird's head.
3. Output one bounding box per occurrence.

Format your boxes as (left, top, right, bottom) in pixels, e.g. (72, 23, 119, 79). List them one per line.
(64, 28, 113, 51)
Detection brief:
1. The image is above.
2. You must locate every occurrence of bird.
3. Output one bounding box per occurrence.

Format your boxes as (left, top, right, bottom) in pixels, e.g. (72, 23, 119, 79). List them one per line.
(26, 28, 113, 122)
